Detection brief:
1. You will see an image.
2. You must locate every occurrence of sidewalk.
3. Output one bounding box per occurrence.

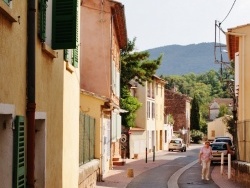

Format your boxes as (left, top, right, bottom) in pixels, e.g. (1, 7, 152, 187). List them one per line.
(96, 150, 168, 188)
(96, 145, 244, 188)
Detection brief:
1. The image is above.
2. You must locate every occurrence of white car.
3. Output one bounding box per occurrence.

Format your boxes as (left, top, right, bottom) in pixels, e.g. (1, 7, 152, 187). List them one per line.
(169, 138, 186, 152)
(210, 142, 235, 164)
(213, 137, 235, 150)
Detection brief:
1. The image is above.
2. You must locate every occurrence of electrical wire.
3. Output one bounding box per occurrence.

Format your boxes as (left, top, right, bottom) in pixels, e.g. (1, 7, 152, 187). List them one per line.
(220, 0, 237, 25)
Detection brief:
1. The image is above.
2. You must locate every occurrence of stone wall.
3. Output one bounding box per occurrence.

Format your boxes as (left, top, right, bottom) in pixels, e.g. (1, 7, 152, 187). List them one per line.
(232, 161, 250, 187)
(79, 160, 100, 188)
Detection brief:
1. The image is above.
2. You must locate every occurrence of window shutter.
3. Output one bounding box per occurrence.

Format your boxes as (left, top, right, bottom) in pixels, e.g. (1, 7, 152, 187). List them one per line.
(3, 0, 11, 5)
(72, 1, 79, 68)
(111, 112, 116, 142)
(116, 114, 121, 140)
(112, 62, 115, 92)
(52, 0, 77, 49)
(13, 116, 26, 188)
(39, 0, 47, 42)
(64, 49, 69, 61)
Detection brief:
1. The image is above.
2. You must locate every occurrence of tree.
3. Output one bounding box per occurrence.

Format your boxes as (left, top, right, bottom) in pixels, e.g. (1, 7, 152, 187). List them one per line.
(120, 38, 162, 87)
(190, 95, 200, 130)
(218, 104, 231, 117)
(120, 38, 162, 127)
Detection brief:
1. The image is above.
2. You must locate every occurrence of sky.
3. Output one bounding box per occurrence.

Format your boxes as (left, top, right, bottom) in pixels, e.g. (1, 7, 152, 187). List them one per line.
(118, 0, 250, 51)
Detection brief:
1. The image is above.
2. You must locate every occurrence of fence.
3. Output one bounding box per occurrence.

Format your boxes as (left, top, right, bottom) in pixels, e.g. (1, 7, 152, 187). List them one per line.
(79, 112, 95, 166)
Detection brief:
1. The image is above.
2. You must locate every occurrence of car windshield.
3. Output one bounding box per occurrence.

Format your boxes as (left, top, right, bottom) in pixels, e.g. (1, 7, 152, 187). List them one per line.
(170, 140, 181, 144)
(215, 139, 232, 146)
(211, 144, 227, 150)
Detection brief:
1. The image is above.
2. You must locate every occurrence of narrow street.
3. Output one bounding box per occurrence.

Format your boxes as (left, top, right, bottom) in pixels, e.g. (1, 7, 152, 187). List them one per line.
(97, 144, 244, 188)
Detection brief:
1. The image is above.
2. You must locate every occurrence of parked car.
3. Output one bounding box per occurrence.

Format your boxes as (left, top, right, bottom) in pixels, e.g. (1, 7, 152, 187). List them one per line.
(213, 137, 235, 150)
(169, 138, 186, 152)
(215, 136, 231, 139)
(210, 142, 235, 164)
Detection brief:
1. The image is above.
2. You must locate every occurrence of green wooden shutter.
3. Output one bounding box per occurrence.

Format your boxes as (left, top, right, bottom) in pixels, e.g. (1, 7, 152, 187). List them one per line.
(13, 116, 26, 188)
(3, 0, 11, 5)
(39, 0, 47, 42)
(64, 49, 69, 62)
(52, 0, 77, 49)
(72, 1, 79, 68)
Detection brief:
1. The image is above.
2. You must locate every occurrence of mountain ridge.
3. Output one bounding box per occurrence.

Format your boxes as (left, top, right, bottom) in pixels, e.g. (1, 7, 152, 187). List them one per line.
(146, 42, 229, 76)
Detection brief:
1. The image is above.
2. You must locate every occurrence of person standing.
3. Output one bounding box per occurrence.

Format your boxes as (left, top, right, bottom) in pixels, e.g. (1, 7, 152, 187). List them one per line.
(199, 141, 212, 180)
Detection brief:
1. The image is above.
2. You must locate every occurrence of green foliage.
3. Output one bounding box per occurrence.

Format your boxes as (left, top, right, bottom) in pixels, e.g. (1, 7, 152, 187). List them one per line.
(190, 129, 204, 143)
(218, 104, 232, 117)
(162, 69, 231, 135)
(120, 38, 162, 128)
(222, 115, 236, 137)
(200, 118, 208, 135)
(120, 87, 141, 127)
(190, 95, 200, 130)
(120, 38, 162, 87)
(166, 114, 174, 125)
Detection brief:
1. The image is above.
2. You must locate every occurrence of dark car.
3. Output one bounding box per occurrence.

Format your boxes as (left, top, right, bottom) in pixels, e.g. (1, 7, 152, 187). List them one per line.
(210, 142, 235, 164)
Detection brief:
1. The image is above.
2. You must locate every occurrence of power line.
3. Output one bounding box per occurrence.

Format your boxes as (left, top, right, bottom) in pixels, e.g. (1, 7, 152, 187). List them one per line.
(220, 0, 237, 25)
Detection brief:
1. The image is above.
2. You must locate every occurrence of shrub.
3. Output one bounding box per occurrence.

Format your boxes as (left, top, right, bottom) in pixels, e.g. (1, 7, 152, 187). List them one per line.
(190, 129, 203, 143)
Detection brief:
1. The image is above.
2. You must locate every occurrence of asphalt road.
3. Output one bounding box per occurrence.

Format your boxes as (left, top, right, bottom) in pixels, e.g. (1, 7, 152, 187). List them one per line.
(126, 147, 220, 188)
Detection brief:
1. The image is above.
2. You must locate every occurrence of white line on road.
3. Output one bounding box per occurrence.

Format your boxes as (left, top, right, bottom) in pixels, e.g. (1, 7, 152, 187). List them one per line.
(167, 159, 198, 188)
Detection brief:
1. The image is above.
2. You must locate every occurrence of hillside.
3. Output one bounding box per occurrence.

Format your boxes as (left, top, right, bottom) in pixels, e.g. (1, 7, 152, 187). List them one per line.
(146, 42, 229, 76)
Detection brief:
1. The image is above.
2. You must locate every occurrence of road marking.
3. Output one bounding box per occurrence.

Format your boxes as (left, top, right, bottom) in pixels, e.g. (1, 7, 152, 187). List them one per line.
(167, 159, 198, 188)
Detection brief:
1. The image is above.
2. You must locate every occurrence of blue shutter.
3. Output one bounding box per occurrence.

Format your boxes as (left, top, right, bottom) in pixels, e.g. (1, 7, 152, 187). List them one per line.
(52, 0, 77, 49)
(13, 116, 26, 188)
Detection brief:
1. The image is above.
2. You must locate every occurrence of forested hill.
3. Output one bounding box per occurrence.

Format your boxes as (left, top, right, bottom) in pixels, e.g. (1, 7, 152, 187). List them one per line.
(146, 42, 229, 76)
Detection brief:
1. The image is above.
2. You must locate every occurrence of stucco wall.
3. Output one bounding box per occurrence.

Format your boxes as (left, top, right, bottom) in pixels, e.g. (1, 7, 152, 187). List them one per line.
(80, 1, 112, 97)
(0, 1, 27, 115)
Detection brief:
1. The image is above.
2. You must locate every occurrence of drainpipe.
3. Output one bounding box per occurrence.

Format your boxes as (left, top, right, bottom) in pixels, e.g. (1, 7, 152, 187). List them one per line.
(110, 9, 114, 170)
(26, 0, 36, 187)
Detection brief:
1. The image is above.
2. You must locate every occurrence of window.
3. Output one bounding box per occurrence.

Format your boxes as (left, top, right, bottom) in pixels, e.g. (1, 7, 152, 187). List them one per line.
(38, 0, 77, 50)
(3, 0, 11, 6)
(63, 0, 79, 67)
(211, 130, 215, 137)
(112, 62, 120, 97)
(147, 101, 150, 118)
(79, 113, 95, 165)
(13, 116, 26, 187)
(52, 0, 77, 49)
(156, 83, 158, 95)
(152, 102, 155, 119)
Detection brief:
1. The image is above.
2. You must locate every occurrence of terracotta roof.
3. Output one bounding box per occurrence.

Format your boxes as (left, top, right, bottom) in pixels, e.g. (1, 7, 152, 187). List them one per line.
(226, 23, 250, 61)
(226, 34, 239, 61)
(153, 75, 167, 84)
(210, 98, 233, 107)
(111, 1, 127, 49)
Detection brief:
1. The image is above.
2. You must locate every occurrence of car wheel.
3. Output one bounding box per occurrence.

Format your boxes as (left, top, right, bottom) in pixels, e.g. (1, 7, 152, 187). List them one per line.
(168, 149, 171, 151)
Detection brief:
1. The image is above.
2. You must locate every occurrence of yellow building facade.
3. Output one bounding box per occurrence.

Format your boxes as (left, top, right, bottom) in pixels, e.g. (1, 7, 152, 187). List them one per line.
(1, 0, 80, 187)
(226, 24, 250, 163)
